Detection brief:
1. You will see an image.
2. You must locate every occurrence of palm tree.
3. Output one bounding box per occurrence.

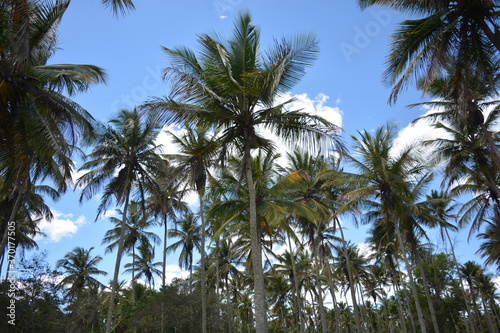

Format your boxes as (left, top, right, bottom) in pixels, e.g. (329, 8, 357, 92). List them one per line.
(359, 0, 500, 104)
(167, 125, 219, 333)
(0, 0, 105, 260)
(167, 212, 201, 279)
(56, 247, 107, 301)
(332, 242, 368, 332)
(477, 220, 500, 269)
(124, 242, 162, 289)
(102, 201, 160, 305)
(142, 11, 341, 332)
(273, 248, 312, 332)
(77, 109, 164, 333)
(145, 167, 188, 288)
(325, 124, 441, 333)
(0, 182, 54, 274)
(460, 261, 493, 333)
(283, 150, 343, 333)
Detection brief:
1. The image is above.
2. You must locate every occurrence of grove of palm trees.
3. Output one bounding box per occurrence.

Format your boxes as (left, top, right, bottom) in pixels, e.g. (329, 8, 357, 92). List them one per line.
(1, 1, 500, 332)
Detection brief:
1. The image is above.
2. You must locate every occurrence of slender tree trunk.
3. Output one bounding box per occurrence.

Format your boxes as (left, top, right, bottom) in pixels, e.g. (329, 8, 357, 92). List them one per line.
(313, 255, 328, 333)
(467, 279, 485, 333)
(286, 235, 305, 333)
(356, 283, 369, 332)
(326, 259, 342, 333)
(199, 191, 208, 333)
(226, 277, 233, 333)
(414, 254, 440, 333)
(337, 221, 362, 333)
(215, 239, 224, 333)
(131, 244, 137, 333)
(480, 293, 496, 333)
(395, 225, 427, 333)
(445, 229, 475, 333)
(106, 188, 131, 333)
(161, 213, 168, 333)
(391, 275, 408, 333)
(162, 214, 169, 288)
(244, 143, 268, 333)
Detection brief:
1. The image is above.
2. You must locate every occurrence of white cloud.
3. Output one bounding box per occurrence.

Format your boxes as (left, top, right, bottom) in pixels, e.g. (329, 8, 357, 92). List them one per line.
(101, 210, 117, 219)
(392, 107, 450, 162)
(37, 210, 87, 242)
(357, 242, 374, 259)
(280, 92, 343, 128)
(155, 126, 186, 156)
(493, 275, 500, 291)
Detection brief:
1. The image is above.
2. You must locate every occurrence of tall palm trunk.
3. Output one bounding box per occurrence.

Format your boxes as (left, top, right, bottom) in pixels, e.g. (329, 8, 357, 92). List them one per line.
(325, 255, 342, 333)
(244, 143, 268, 333)
(466, 277, 485, 333)
(199, 191, 208, 333)
(445, 229, 475, 333)
(286, 235, 305, 333)
(480, 291, 496, 333)
(162, 213, 169, 288)
(395, 224, 427, 333)
(131, 244, 137, 333)
(161, 213, 168, 333)
(313, 254, 328, 333)
(336, 220, 362, 332)
(414, 254, 440, 333)
(106, 188, 131, 333)
(391, 274, 408, 333)
(226, 276, 233, 333)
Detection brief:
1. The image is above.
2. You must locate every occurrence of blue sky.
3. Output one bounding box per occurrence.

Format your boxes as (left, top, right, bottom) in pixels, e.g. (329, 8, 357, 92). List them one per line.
(22, 0, 493, 285)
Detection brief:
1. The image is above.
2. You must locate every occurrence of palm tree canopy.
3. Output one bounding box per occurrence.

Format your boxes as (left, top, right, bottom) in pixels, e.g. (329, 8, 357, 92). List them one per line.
(56, 246, 107, 300)
(77, 109, 165, 219)
(142, 11, 342, 159)
(102, 202, 161, 256)
(101, 0, 135, 14)
(359, 0, 500, 103)
(0, 0, 106, 196)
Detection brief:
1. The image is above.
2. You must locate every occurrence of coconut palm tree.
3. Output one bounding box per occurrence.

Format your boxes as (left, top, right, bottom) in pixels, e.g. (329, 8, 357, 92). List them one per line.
(273, 248, 312, 332)
(77, 109, 164, 333)
(56, 247, 107, 301)
(0, 0, 105, 260)
(477, 220, 500, 269)
(0, 182, 54, 274)
(142, 11, 341, 332)
(281, 150, 344, 333)
(359, 0, 500, 104)
(145, 167, 188, 288)
(124, 242, 162, 289)
(102, 201, 160, 306)
(325, 124, 442, 333)
(167, 212, 201, 279)
(460, 261, 494, 333)
(166, 125, 219, 333)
